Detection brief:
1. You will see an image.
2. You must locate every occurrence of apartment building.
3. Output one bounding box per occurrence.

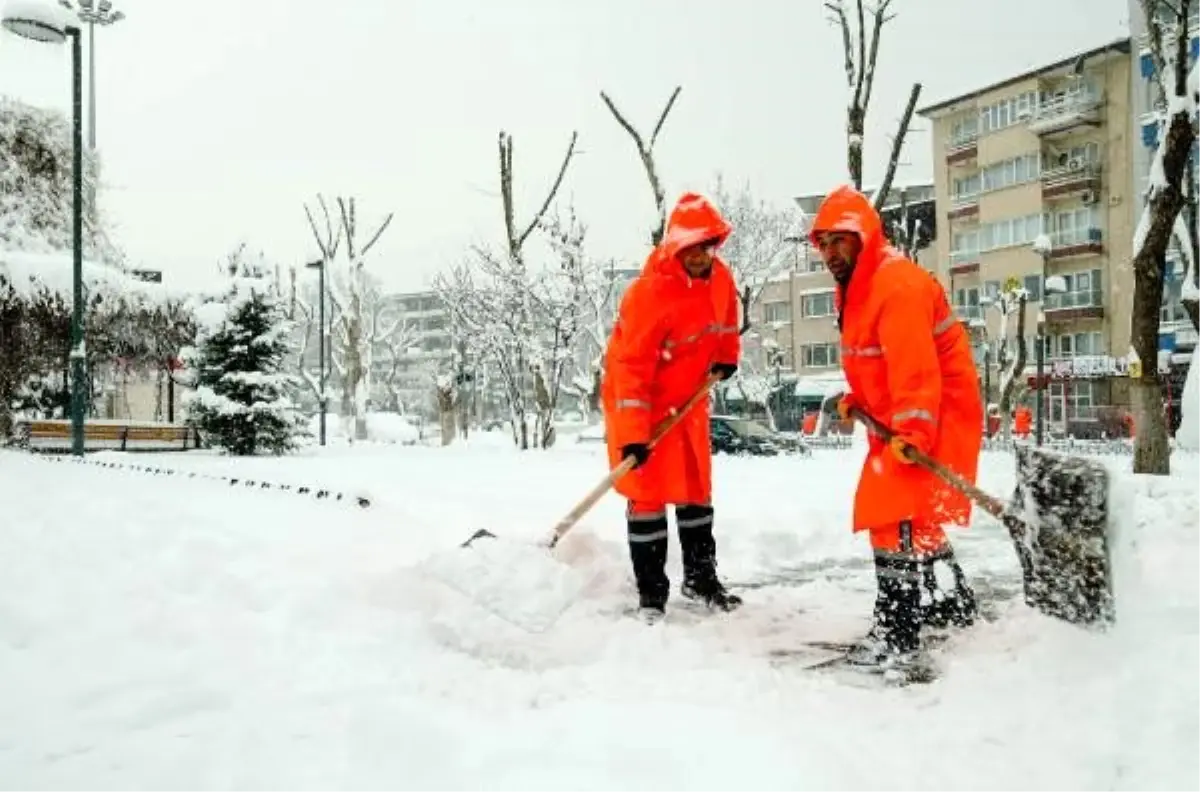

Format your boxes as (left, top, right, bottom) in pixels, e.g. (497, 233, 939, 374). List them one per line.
(919, 39, 1136, 433)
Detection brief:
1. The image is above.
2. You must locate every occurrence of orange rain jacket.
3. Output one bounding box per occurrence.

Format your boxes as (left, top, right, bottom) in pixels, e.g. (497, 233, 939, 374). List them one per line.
(809, 186, 984, 533)
(601, 193, 741, 505)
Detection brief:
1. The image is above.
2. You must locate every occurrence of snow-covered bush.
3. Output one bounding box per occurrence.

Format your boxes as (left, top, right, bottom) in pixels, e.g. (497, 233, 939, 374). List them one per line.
(0, 252, 194, 437)
(183, 277, 307, 455)
(0, 97, 120, 265)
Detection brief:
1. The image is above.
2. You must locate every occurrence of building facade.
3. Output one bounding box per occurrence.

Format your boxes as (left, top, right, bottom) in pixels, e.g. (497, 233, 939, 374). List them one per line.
(919, 39, 1139, 436)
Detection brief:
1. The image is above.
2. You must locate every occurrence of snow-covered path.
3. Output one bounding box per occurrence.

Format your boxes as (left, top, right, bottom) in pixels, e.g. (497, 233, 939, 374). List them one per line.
(1, 442, 1196, 789)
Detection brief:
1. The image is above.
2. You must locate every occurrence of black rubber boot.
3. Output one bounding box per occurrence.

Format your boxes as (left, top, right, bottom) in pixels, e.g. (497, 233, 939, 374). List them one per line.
(920, 546, 978, 630)
(676, 504, 743, 612)
(627, 508, 670, 620)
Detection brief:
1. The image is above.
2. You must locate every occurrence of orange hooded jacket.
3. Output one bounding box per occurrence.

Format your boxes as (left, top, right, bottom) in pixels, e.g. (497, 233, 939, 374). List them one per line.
(601, 193, 740, 505)
(809, 186, 983, 534)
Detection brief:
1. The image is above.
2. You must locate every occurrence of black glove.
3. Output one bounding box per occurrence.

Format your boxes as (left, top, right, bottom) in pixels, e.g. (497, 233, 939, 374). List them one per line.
(620, 443, 651, 469)
(710, 362, 738, 381)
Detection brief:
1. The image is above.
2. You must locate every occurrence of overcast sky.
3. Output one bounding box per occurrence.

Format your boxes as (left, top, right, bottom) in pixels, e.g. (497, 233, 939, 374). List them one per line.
(1, 0, 1130, 293)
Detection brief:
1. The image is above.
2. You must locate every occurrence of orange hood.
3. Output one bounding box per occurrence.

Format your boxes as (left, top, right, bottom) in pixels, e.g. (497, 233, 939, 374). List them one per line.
(807, 184, 886, 259)
(649, 192, 733, 276)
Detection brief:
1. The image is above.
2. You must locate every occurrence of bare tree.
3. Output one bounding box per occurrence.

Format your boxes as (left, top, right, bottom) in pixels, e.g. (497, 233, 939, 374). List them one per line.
(1129, 0, 1197, 475)
(600, 86, 682, 246)
(988, 281, 1029, 441)
(710, 175, 796, 338)
(303, 194, 394, 441)
(436, 130, 578, 450)
(825, 0, 924, 212)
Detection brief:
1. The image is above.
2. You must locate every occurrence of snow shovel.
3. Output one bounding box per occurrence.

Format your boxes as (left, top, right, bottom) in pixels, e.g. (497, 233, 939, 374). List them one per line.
(461, 370, 723, 551)
(847, 406, 1115, 628)
(421, 373, 721, 633)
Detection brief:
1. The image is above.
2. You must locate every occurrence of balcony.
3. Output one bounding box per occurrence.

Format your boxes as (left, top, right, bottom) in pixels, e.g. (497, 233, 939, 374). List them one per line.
(954, 304, 984, 323)
(948, 249, 981, 275)
(947, 193, 980, 221)
(1044, 287, 1104, 320)
(1046, 227, 1104, 259)
(1041, 161, 1102, 200)
(1027, 91, 1105, 137)
(945, 131, 978, 166)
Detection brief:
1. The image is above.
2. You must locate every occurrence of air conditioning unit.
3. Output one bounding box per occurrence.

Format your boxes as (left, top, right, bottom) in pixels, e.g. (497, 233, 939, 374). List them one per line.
(1081, 189, 1098, 204)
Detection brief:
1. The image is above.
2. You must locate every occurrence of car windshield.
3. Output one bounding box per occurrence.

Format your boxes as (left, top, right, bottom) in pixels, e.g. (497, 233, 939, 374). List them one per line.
(723, 418, 774, 438)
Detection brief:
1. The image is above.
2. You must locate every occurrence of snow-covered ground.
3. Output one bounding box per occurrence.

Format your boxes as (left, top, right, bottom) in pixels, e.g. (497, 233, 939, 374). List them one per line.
(1, 442, 1196, 789)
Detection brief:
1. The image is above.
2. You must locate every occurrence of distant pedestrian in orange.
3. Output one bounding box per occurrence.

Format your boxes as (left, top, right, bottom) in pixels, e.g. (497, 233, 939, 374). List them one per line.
(601, 192, 743, 622)
(809, 185, 983, 666)
(1014, 405, 1033, 437)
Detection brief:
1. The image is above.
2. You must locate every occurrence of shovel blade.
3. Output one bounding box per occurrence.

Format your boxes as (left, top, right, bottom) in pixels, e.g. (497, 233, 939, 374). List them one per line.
(422, 534, 589, 633)
(1011, 444, 1115, 627)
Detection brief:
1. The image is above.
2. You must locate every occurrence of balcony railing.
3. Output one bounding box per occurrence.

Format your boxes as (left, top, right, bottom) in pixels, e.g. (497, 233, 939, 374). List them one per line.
(1044, 288, 1103, 311)
(1048, 226, 1104, 249)
(1027, 91, 1104, 135)
(954, 304, 983, 322)
(949, 249, 981, 267)
(1040, 161, 1102, 197)
(946, 130, 979, 151)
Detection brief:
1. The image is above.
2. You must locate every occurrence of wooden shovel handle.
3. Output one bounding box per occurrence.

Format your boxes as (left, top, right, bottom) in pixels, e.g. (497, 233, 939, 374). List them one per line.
(847, 405, 1009, 521)
(546, 372, 723, 548)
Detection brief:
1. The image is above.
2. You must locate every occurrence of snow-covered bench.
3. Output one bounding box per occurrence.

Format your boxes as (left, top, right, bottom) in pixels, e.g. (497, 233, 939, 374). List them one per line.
(12, 419, 201, 453)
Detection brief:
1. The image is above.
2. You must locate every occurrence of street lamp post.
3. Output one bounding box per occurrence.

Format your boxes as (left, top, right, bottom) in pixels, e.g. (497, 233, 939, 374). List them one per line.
(4, 0, 87, 456)
(305, 258, 327, 446)
(65, 0, 124, 151)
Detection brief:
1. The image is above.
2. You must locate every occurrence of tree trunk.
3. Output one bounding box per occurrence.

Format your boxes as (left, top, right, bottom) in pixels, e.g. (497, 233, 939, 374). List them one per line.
(997, 297, 1029, 442)
(1131, 252, 1171, 474)
(846, 106, 864, 191)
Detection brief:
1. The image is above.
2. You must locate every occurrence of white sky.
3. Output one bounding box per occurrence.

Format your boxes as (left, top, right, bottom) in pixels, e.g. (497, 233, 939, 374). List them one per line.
(0, 0, 1130, 294)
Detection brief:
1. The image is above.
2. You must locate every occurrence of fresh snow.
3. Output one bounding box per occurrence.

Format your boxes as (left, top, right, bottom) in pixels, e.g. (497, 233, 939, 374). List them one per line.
(0, 442, 1196, 788)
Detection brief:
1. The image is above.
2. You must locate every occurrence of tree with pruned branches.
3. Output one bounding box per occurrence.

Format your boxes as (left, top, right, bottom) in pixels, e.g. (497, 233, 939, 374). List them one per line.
(303, 194, 395, 442)
(825, 0, 922, 210)
(435, 129, 578, 450)
(600, 86, 682, 247)
(1128, 0, 1198, 475)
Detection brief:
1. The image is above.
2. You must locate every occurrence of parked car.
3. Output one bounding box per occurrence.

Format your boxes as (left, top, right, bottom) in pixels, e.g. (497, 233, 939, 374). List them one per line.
(710, 415, 811, 457)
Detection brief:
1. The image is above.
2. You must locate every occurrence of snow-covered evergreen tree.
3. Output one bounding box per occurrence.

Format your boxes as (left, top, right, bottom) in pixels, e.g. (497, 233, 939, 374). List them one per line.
(183, 276, 307, 455)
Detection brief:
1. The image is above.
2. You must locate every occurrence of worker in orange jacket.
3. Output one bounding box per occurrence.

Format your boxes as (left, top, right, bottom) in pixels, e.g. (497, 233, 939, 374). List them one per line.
(810, 185, 984, 664)
(601, 192, 742, 621)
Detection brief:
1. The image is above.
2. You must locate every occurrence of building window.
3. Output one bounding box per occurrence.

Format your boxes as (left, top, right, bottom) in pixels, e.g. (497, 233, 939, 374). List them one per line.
(801, 291, 836, 318)
(1055, 331, 1104, 357)
(950, 115, 979, 146)
(1048, 206, 1102, 247)
(802, 343, 840, 368)
(954, 287, 982, 321)
(979, 213, 1044, 252)
(1049, 381, 1096, 422)
(1162, 263, 1191, 323)
(979, 90, 1038, 135)
(763, 300, 792, 324)
(980, 153, 1041, 192)
(1046, 269, 1103, 309)
(952, 174, 981, 201)
(1024, 274, 1043, 301)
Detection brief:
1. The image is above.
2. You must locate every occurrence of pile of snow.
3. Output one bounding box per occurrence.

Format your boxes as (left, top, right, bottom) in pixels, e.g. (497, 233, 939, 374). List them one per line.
(0, 250, 187, 304)
(307, 411, 422, 445)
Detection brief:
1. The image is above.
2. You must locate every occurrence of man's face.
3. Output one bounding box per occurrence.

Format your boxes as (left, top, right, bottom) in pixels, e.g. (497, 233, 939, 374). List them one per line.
(679, 239, 719, 278)
(815, 231, 862, 284)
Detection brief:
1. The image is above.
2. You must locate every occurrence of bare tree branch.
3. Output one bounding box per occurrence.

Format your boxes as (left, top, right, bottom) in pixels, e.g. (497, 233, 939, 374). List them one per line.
(873, 82, 923, 212)
(518, 131, 578, 250)
(600, 86, 682, 246)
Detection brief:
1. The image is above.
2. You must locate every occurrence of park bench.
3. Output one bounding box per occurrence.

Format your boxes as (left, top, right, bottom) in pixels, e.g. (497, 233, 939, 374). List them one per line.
(13, 419, 201, 453)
